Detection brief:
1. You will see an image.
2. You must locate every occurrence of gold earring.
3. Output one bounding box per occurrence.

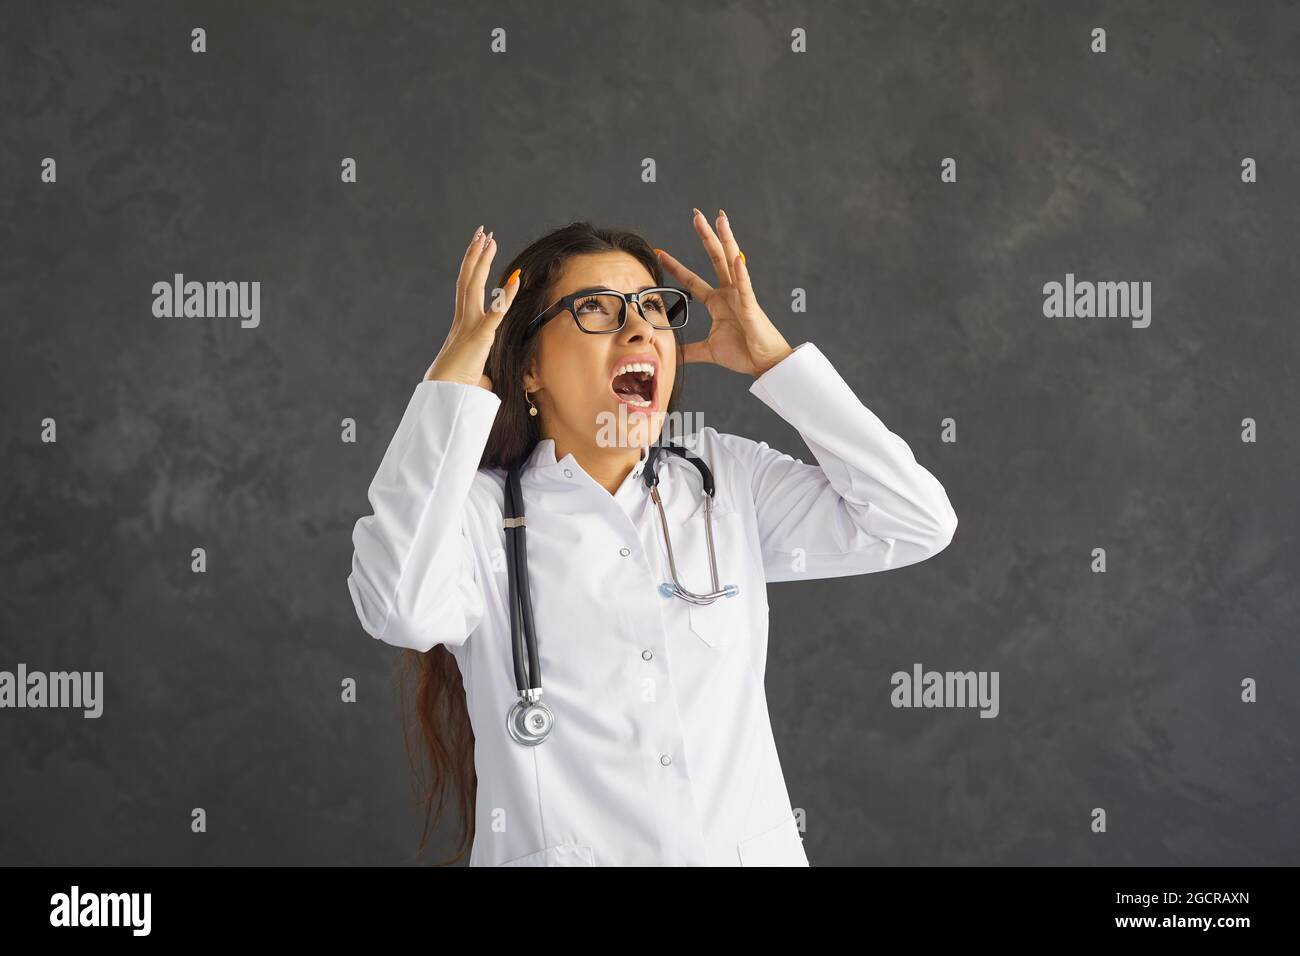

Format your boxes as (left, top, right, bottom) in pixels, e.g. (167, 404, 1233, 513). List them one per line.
(526, 390, 538, 417)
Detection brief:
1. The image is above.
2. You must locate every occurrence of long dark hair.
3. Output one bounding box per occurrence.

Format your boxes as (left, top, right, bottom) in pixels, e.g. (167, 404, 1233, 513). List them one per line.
(399, 220, 687, 865)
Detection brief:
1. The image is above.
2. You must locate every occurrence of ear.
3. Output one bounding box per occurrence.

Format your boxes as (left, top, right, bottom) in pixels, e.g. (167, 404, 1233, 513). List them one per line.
(521, 358, 540, 393)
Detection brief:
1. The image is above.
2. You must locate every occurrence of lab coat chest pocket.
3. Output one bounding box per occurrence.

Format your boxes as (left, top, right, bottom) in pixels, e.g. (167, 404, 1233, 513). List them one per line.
(497, 842, 596, 866)
(656, 504, 746, 649)
(738, 814, 807, 866)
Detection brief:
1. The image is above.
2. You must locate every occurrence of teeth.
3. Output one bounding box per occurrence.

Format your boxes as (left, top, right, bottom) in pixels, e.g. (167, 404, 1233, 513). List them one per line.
(613, 361, 656, 377)
(612, 359, 656, 408)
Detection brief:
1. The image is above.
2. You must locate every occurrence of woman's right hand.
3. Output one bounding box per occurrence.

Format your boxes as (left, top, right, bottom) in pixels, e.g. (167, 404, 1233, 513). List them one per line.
(423, 225, 522, 390)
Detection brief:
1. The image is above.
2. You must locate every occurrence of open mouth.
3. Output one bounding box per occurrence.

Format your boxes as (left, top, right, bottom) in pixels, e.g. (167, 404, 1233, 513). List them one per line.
(609, 358, 658, 410)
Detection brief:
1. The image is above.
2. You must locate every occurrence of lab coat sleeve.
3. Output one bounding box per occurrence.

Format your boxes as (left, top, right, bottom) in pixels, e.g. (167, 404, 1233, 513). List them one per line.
(347, 379, 501, 651)
(725, 341, 958, 583)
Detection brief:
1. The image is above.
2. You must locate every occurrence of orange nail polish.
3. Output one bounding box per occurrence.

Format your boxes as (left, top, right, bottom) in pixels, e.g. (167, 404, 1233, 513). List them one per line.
(506, 267, 521, 286)
(653, 248, 664, 256)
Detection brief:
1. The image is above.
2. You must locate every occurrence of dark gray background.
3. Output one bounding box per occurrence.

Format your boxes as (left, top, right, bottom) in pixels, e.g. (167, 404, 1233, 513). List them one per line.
(2, 0, 1297, 866)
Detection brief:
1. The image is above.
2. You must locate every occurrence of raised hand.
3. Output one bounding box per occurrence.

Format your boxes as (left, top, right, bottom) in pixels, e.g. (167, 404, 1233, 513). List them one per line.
(655, 208, 793, 377)
(424, 224, 522, 390)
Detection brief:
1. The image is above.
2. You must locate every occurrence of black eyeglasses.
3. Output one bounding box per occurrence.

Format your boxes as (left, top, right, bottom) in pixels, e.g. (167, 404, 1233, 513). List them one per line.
(525, 286, 691, 338)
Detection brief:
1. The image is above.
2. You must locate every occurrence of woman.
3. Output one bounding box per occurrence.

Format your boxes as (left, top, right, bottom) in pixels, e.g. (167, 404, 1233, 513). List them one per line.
(347, 210, 958, 866)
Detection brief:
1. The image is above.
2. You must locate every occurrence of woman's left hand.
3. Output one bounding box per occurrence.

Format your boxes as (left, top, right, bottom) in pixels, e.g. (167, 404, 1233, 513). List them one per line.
(656, 208, 794, 378)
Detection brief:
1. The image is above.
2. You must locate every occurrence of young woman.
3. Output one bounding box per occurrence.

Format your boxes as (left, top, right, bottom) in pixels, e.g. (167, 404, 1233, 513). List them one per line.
(347, 210, 958, 866)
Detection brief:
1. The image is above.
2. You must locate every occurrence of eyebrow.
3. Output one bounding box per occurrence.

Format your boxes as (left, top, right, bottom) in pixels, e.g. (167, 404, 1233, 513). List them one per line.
(570, 285, 657, 296)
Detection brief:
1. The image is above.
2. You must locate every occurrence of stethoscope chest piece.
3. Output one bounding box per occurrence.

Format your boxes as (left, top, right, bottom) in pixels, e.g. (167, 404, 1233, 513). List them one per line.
(507, 695, 555, 746)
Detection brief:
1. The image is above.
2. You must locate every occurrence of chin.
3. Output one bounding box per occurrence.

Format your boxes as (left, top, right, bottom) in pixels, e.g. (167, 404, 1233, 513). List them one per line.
(632, 409, 668, 449)
(595, 404, 666, 451)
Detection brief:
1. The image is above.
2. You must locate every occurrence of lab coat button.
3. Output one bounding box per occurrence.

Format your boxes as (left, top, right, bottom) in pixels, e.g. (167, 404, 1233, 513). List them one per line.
(619, 547, 631, 557)
(641, 649, 653, 660)
(659, 753, 672, 766)
(563, 468, 573, 478)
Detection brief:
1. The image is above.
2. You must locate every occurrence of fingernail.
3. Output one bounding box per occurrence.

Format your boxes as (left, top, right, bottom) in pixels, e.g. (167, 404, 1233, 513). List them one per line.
(739, 251, 746, 263)
(653, 247, 664, 256)
(473, 224, 483, 240)
(506, 267, 521, 286)
(719, 208, 727, 220)
(482, 230, 493, 248)
(692, 207, 702, 219)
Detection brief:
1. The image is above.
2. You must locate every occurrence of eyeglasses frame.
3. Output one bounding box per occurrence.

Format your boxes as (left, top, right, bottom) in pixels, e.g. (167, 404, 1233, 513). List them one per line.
(524, 286, 692, 339)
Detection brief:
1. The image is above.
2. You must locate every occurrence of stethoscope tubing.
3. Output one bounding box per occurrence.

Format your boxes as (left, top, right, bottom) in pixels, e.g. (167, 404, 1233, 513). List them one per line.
(503, 440, 738, 744)
(503, 467, 541, 695)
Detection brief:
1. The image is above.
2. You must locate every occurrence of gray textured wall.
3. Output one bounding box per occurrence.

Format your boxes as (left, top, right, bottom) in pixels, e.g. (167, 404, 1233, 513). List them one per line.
(2, 0, 1297, 866)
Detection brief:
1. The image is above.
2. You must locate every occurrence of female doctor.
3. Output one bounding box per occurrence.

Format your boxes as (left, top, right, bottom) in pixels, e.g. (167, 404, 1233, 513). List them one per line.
(347, 209, 958, 867)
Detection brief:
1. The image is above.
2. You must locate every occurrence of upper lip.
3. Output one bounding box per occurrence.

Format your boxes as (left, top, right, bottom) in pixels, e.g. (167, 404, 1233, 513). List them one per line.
(608, 351, 660, 405)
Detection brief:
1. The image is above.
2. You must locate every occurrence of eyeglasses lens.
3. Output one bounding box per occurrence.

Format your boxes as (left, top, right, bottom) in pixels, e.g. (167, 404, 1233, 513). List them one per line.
(573, 290, 687, 332)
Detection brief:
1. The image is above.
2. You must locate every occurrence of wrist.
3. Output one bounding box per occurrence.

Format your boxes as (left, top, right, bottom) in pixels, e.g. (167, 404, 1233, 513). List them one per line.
(753, 342, 795, 377)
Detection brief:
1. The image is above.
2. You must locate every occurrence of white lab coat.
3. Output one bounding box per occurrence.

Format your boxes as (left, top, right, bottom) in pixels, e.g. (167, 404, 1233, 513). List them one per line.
(348, 342, 957, 866)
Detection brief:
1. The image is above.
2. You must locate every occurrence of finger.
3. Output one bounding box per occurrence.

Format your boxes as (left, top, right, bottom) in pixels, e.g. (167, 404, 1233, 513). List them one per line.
(692, 207, 733, 288)
(654, 247, 714, 301)
(714, 209, 743, 282)
(730, 248, 756, 309)
(680, 338, 714, 366)
(467, 230, 497, 316)
(484, 267, 522, 329)
(454, 224, 486, 323)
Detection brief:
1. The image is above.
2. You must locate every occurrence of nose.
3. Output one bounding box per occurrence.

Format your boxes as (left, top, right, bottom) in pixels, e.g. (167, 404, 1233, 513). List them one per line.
(620, 298, 658, 340)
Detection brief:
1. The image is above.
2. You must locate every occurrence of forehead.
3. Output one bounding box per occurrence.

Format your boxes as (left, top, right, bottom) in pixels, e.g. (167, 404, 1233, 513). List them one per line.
(549, 251, 655, 297)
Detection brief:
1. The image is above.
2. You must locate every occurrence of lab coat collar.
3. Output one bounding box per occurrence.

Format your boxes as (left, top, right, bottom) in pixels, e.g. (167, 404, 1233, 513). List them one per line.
(524, 437, 572, 478)
(521, 438, 729, 518)
(522, 438, 649, 492)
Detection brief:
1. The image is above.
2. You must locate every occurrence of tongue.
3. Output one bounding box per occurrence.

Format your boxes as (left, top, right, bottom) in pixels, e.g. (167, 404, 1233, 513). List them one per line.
(612, 372, 648, 401)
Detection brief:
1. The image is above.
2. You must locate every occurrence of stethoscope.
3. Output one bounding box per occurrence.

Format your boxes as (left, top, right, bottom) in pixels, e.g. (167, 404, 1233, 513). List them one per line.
(502, 440, 740, 746)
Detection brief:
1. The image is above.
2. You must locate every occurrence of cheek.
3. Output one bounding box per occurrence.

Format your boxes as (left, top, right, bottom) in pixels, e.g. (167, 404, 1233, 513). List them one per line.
(661, 341, 679, 399)
(546, 340, 610, 410)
